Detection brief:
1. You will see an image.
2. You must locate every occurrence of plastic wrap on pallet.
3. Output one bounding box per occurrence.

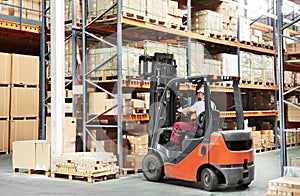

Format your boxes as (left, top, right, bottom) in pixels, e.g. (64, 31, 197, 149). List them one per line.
(192, 10, 222, 35)
(284, 71, 294, 86)
(239, 51, 251, 81)
(88, 46, 143, 77)
(129, 40, 168, 56)
(167, 43, 187, 77)
(203, 59, 221, 75)
(147, 0, 167, 21)
(214, 53, 238, 76)
(190, 42, 205, 76)
(239, 16, 251, 42)
(251, 54, 264, 83)
(88, 0, 146, 18)
(284, 166, 300, 178)
(263, 55, 275, 84)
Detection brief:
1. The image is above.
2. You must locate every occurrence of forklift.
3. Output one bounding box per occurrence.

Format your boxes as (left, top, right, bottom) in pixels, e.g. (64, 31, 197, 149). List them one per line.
(139, 53, 254, 191)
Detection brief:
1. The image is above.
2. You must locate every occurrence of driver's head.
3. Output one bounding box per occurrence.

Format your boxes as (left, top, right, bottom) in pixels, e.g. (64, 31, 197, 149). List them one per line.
(197, 87, 205, 100)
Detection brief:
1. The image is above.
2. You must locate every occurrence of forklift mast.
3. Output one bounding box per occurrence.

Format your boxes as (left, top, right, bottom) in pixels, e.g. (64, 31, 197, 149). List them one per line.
(139, 53, 177, 142)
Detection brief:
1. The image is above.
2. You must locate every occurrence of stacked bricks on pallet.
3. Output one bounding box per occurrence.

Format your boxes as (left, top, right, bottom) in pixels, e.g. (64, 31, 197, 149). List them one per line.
(192, 10, 222, 36)
(87, 46, 143, 77)
(190, 42, 205, 76)
(52, 152, 119, 182)
(214, 53, 238, 76)
(87, 0, 146, 21)
(10, 53, 40, 152)
(46, 117, 76, 153)
(215, 1, 238, 39)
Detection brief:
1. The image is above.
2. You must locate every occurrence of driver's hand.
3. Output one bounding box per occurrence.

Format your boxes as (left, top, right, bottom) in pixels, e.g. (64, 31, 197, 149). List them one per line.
(177, 107, 183, 113)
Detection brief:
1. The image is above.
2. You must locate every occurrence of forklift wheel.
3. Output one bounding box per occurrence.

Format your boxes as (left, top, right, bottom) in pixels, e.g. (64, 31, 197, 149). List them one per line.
(201, 168, 218, 191)
(142, 153, 164, 182)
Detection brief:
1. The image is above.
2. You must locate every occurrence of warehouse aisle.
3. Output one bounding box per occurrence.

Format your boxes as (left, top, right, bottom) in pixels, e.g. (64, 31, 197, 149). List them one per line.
(0, 147, 299, 196)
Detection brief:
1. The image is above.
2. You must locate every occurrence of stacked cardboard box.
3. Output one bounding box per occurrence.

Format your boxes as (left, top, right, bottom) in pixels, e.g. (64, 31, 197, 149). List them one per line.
(215, 1, 238, 38)
(252, 131, 262, 149)
(192, 10, 222, 36)
(168, 43, 187, 77)
(167, 0, 184, 26)
(239, 16, 251, 42)
(12, 140, 51, 172)
(7, 0, 41, 21)
(46, 117, 77, 153)
(251, 29, 264, 45)
(123, 134, 148, 169)
(260, 130, 275, 148)
(65, 0, 82, 22)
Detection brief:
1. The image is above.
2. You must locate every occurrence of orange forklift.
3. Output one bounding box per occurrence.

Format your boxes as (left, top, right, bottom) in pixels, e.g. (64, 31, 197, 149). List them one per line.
(139, 53, 254, 191)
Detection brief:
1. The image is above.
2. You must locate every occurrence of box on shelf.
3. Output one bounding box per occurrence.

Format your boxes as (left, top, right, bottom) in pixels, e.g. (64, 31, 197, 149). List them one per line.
(192, 10, 222, 36)
(88, 92, 107, 114)
(11, 87, 39, 117)
(11, 54, 39, 85)
(10, 119, 39, 152)
(0, 120, 9, 153)
(65, 0, 82, 22)
(0, 87, 10, 118)
(0, 52, 11, 84)
(13, 140, 51, 171)
(46, 117, 76, 153)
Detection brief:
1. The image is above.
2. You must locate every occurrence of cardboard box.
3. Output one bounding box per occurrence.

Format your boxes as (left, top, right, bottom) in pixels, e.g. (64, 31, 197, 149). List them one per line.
(46, 117, 76, 153)
(13, 140, 51, 171)
(11, 87, 39, 117)
(0, 120, 9, 152)
(10, 119, 39, 151)
(0, 87, 10, 118)
(290, 157, 300, 167)
(89, 92, 107, 114)
(0, 52, 11, 84)
(11, 54, 39, 85)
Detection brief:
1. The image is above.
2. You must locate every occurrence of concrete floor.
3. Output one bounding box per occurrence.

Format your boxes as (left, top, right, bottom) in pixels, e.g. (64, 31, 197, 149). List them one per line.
(0, 147, 299, 196)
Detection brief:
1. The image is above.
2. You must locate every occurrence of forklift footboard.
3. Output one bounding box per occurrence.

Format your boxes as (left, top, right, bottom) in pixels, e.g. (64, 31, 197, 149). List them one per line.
(217, 163, 254, 185)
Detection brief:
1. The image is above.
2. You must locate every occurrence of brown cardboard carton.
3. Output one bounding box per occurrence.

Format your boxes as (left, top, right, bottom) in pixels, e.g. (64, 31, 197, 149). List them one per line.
(88, 92, 107, 114)
(13, 141, 36, 169)
(0, 120, 9, 152)
(11, 54, 39, 85)
(13, 140, 51, 171)
(0, 52, 11, 84)
(0, 87, 10, 118)
(46, 117, 76, 153)
(10, 119, 39, 151)
(11, 87, 39, 117)
(290, 157, 300, 167)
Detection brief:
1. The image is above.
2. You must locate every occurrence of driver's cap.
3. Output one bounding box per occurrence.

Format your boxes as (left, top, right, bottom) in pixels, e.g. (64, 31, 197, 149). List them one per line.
(197, 87, 204, 93)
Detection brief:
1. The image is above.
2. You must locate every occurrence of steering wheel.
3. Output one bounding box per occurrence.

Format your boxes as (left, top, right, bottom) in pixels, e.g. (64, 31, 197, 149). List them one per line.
(198, 111, 205, 129)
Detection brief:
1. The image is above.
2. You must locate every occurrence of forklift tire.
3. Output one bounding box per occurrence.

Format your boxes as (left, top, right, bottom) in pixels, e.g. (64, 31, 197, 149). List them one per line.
(201, 168, 218, 191)
(142, 153, 164, 182)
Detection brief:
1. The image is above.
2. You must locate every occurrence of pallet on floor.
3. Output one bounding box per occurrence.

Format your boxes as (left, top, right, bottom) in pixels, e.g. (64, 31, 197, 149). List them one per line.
(13, 168, 51, 177)
(122, 168, 142, 176)
(51, 171, 119, 183)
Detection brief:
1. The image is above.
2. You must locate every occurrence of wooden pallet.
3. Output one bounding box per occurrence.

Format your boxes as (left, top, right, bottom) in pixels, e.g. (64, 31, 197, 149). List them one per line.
(10, 84, 39, 88)
(166, 23, 186, 31)
(221, 35, 237, 42)
(51, 171, 119, 183)
(199, 32, 222, 39)
(146, 18, 166, 26)
(255, 148, 266, 153)
(13, 168, 51, 177)
(241, 79, 251, 85)
(240, 40, 251, 45)
(122, 168, 142, 176)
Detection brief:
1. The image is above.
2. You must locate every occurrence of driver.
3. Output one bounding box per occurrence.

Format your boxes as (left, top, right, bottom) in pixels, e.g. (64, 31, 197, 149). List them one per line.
(167, 87, 216, 151)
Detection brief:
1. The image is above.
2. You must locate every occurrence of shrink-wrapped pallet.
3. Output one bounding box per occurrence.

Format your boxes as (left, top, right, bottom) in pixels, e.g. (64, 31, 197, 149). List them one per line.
(239, 51, 251, 82)
(192, 10, 222, 36)
(215, 53, 238, 76)
(146, 0, 167, 22)
(190, 42, 205, 76)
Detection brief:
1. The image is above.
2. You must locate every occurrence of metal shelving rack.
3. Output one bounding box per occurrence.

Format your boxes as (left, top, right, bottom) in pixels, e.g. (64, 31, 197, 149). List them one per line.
(277, 0, 300, 176)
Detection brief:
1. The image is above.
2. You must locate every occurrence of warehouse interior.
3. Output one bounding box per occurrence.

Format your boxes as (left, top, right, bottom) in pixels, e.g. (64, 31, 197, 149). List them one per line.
(0, 0, 300, 195)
